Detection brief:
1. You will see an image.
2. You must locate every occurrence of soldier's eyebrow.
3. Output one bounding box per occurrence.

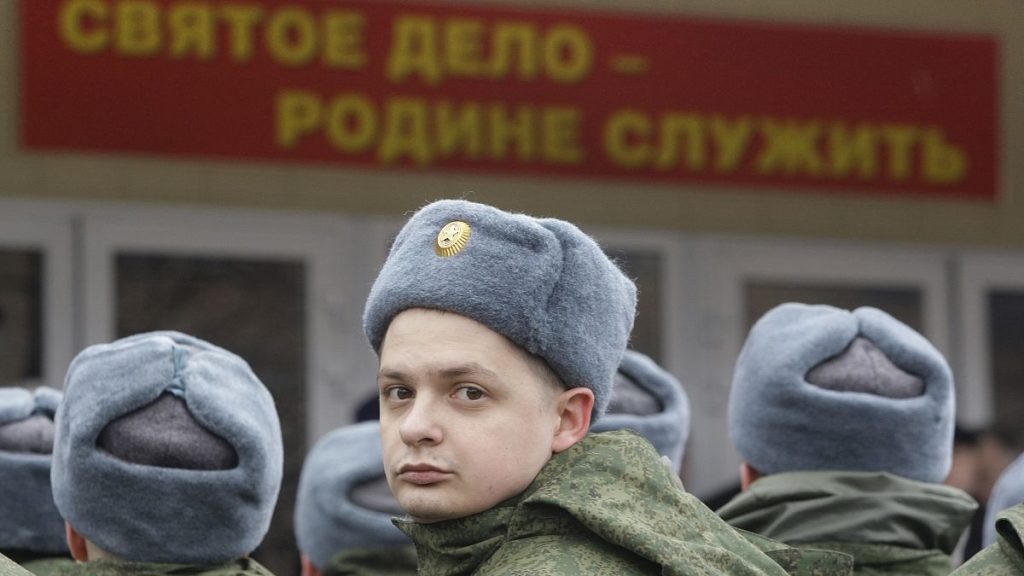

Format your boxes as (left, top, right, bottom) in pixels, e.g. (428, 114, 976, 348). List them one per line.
(378, 363, 501, 388)
(378, 369, 410, 385)
(438, 363, 499, 382)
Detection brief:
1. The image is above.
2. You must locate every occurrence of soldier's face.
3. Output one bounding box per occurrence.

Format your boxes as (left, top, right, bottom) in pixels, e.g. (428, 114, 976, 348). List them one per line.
(378, 308, 563, 523)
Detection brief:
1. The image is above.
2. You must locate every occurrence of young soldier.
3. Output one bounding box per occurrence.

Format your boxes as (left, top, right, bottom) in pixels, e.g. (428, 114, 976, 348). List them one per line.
(295, 421, 416, 576)
(0, 387, 71, 573)
(363, 199, 840, 575)
(48, 331, 282, 575)
(719, 303, 978, 575)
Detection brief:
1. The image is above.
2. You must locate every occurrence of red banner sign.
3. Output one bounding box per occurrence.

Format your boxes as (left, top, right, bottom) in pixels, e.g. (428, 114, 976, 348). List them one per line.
(22, 0, 999, 200)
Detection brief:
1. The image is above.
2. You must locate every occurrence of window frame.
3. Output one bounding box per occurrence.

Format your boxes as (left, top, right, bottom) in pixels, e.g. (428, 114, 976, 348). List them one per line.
(0, 199, 74, 390)
(78, 203, 359, 443)
(957, 251, 1024, 429)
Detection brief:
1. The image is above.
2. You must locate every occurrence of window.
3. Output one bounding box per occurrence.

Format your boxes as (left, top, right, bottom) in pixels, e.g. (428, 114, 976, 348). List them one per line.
(0, 250, 43, 386)
(744, 282, 923, 333)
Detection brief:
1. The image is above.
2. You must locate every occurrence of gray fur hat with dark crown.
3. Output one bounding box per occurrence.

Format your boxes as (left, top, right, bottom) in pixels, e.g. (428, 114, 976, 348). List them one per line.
(0, 386, 67, 554)
(52, 331, 283, 564)
(295, 421, 410, 569)
(591, 350, 690, 470)
(363, 199, 637, 419)
(983, 451, 1024, 547)
(729, 303, 954, 483)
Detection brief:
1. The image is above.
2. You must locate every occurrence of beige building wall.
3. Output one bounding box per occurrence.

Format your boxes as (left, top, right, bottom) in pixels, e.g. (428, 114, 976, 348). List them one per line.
(1, 0, 1022, 246)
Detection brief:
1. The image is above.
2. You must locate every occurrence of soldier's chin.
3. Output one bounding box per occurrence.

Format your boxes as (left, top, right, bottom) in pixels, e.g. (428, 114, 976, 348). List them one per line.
(401, 495, 487, 524)
(400, 499, 447, 523)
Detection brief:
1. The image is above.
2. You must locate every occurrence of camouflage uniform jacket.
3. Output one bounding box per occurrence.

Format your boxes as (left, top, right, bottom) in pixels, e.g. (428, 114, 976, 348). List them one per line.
(17, 558, 74, 576)
(324, 546, 418, 576)
(0, 554, 33, 576)
(397, 430, 847, 576)
(951, 502, 1024, 575)
(718, 471, 978, 575)
(20, 557, 276, 576)
(1, 553, 73, 576)
(736, 529, 853, 576)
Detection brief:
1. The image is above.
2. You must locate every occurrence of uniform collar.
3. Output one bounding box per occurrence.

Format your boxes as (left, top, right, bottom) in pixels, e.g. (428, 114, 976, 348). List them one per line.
(718, 470, 977, 553)
(395, 502, 515, 576)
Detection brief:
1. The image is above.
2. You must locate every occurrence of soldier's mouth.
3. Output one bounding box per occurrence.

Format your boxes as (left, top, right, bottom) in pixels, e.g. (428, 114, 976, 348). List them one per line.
(398, 463, 452, 485)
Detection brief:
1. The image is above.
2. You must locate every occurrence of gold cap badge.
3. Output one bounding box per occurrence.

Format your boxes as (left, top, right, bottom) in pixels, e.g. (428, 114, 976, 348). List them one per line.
(435, 221, 472, 257)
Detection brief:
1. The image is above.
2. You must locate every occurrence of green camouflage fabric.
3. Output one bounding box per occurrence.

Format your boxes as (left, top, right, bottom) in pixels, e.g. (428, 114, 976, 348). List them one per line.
(2, 552, 73, 576)
(324, 546, 417, 576)
(20, 557, 276, 576)
(0, 554, 33, 576)
(951, 502, 1024, 575)
(397, 430, 849, 575)
(718, 470, 978, 575)
(18, 558, 74, 576)
(737, 528, 853, 576)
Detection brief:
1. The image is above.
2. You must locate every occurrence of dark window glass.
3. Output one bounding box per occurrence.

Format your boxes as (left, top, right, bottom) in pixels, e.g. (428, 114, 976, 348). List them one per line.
(0, 250, 43, 386)
(989, 291, 1024, 449)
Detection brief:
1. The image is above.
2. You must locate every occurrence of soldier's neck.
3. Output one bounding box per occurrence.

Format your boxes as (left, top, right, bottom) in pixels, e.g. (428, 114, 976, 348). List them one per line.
(84, 540, 125, 562)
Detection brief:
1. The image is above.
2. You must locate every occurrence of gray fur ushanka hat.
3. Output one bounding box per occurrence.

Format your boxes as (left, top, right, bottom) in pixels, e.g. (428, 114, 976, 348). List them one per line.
(52, 331, 283, 564)
(591, 350, 690, 470)
(295, 421, 410, 569)
(363, 199, 637, 418)
(0, 386, 67, 554)
(729, 303, 954, 483)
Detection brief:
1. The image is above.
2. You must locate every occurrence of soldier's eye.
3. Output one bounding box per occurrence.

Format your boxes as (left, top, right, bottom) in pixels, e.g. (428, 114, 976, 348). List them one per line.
(453, 386, 485, 401)
(383, 386, 413, 401)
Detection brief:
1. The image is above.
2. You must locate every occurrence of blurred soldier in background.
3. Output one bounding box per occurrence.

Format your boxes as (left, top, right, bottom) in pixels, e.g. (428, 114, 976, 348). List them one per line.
(720, 303, 977, 575)
(46, 332, 283, 576)
(0, 387, 70, 574)
(295, 421, 416, 576)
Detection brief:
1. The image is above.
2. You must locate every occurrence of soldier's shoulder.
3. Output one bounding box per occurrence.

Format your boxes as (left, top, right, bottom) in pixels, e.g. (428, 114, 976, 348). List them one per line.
(198, 558, 277, 576)
(952, 543, 1022, 576)
(16, 558, 76, 576)
(324, 547, 417, 576)
(478, 533, 655, 576)
(999, 503, 1024, 542)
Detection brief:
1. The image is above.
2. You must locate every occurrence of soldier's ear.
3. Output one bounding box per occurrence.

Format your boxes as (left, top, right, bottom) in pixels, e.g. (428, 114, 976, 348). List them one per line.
(551, 387, 594, 454)
(740, 462, 762, 491)
(301, 554, 322, 576)
(65, 522, 88, 562)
